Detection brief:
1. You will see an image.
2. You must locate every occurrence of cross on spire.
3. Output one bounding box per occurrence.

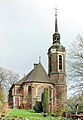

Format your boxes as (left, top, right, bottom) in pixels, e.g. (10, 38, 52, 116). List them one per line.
(54, 5, 58, 16)
(39, 56, 41, 63)
(54, 5, 58, 33)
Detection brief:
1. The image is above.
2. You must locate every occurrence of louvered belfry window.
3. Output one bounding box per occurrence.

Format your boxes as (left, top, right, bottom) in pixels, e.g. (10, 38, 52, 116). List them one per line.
(49, 56, 52, 72)
(59, 55, 62, 70)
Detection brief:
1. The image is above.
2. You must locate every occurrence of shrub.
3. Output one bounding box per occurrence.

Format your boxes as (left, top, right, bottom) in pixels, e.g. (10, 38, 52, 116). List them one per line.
(33, 101, 43, 113)
(51, 113, 55, 117)
(78, 104, 83, 113)
(62, 112, 66, 117)
(43, 112, 47, 117)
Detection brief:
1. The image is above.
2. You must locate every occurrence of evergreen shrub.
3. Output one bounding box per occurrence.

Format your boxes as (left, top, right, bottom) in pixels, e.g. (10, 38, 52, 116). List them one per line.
(42, 88, 48, 113)
(33, 101, 43, 113)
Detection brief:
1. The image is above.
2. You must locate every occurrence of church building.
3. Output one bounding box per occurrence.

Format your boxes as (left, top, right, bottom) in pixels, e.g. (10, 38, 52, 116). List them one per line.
(8, 9, 67, 116)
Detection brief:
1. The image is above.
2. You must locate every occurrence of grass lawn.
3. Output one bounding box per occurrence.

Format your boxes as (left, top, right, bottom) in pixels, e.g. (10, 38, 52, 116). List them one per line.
(4, 109, 64, 120)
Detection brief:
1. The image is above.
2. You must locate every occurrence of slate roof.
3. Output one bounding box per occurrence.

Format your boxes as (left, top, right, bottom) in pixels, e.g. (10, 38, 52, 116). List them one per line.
(15, 76, 26, 85)
(15, 63, 53, 85)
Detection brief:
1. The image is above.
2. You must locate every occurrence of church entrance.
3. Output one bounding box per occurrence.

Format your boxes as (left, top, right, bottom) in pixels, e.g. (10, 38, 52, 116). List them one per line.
(15, 98, 19, 107)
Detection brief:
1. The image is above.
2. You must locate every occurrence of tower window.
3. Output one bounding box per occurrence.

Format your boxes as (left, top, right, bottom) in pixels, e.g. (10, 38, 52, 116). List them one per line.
(59, 55, 62, 70)
(49, 56, 52, 73)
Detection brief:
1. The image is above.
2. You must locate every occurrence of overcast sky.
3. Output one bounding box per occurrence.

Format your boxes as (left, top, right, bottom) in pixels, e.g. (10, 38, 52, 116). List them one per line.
(0, 0, 83, 79)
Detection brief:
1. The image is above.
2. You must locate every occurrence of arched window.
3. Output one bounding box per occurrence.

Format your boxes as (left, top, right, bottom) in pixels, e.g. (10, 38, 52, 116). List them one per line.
(49, 56, 52, 73)
(37, 86, 44, 97)
(59, 55, 62, 70)
(28, 86, 32, 95)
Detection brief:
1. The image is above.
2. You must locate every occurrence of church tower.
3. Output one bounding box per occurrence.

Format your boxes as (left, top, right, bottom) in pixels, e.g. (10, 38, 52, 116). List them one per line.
(48, 8, 67, 115)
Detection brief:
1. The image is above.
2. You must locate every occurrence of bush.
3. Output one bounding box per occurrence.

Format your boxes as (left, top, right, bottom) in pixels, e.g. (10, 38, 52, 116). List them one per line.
(43, 112, 47, 117)
(33, 101, 43, 113)
(62, 112, 66, 117)
(51, 113, 55, 117)
(78, 104, 83, 113)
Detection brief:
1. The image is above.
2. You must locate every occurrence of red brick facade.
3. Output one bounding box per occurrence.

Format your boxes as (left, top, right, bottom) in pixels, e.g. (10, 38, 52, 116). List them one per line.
(48, 45, 67, 116)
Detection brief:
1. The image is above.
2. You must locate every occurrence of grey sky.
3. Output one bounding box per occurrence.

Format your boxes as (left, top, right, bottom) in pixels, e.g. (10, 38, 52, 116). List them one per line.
(0, 0, 83, 79)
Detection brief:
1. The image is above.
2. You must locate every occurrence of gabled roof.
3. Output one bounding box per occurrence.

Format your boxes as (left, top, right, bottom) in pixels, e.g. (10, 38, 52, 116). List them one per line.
(15, 63, 53, 85)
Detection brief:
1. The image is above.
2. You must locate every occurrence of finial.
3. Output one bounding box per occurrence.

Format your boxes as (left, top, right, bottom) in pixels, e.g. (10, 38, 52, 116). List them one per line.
(39, 56, 41, 63)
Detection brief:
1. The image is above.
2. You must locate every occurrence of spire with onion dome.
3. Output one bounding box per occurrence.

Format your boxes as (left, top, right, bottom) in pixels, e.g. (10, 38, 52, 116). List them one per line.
(53, 7, 60, 44)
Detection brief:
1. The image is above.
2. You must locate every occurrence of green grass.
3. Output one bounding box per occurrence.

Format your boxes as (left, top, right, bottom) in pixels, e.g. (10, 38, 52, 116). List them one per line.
(3, 109, 64, 120)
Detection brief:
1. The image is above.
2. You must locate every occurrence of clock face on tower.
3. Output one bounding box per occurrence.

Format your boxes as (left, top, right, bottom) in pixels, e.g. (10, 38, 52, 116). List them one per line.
(51, 48, 56, 53)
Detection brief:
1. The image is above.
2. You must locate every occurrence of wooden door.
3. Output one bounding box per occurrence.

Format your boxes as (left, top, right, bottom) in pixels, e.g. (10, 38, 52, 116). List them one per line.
(15, 98, 19, 107)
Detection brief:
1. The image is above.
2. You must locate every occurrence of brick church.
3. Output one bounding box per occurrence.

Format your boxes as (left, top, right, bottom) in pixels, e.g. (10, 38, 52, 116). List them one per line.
(8, 9, 67, 116)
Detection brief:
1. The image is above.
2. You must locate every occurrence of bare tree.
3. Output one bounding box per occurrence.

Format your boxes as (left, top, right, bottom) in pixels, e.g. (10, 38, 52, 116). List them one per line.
(0, 67, 7, 86)
(68, 35, 83, 95)
(0, 86, 5, 103)
(7, 70, 19, 85)
(68, 94, 83, 113)
(0, 67, 19, 94)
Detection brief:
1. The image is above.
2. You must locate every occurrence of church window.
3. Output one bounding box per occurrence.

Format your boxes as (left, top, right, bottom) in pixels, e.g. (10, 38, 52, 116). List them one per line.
(16, 88, 20, 94)
(28, 86, 32, 95)
(59, 55, 62, 70)
(37, 86, 44, 97)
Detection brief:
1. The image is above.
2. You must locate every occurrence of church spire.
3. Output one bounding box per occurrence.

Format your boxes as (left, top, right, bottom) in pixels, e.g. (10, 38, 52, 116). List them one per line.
(53, 7, 60, 44)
